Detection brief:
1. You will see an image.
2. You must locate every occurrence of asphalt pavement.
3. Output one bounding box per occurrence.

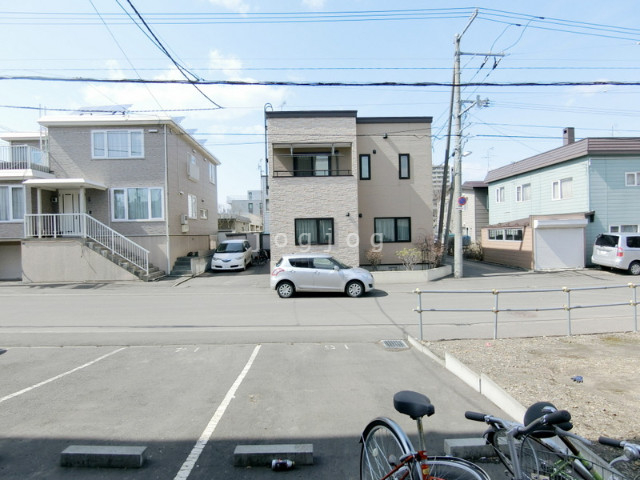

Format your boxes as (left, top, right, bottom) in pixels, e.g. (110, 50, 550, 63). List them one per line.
(0, 260, 635, 479)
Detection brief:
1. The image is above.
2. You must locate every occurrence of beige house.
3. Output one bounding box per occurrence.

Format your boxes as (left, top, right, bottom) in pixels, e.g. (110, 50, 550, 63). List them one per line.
(267, 110, 432, 267)
(0, 113, 219, 282)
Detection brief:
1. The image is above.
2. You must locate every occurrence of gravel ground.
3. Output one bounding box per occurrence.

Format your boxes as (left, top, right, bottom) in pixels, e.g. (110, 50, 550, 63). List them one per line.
(424, 332, 640, 475)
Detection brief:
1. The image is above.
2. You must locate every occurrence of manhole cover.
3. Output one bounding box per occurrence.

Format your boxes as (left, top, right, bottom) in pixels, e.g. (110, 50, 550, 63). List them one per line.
(381, 340, 409, 350)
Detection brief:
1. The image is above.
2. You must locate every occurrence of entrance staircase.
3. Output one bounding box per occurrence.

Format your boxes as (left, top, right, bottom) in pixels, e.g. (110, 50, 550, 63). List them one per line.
(84, 240, 165, 281)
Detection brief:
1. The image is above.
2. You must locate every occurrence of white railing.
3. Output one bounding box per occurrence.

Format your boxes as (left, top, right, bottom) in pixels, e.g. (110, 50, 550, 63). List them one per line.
(24, 213, 149, 274)
(0, 145, 48, 172)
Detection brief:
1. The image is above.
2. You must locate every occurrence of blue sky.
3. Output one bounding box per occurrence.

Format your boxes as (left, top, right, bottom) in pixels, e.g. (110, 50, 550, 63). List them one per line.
(1, 1, 639, 207)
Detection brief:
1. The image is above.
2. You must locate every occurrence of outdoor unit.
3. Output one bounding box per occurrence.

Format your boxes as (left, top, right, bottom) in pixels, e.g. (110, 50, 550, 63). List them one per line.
(180, 214, 188, 225)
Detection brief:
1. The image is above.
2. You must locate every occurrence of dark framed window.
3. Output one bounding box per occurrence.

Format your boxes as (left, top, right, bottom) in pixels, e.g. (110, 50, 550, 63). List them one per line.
(374, 217, 411, 243)
(399, 154, 410, 179)
(359, 154, 371, 180)
(295, 218, 334, 245)
(293, 154, 332, 177)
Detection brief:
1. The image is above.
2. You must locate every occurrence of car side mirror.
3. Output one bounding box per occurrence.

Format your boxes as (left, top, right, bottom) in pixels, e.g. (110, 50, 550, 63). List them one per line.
(333, 266, 340, 271)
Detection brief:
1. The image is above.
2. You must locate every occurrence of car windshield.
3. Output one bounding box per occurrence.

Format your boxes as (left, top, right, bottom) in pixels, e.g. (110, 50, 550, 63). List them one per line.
(216, 242, 243, 253)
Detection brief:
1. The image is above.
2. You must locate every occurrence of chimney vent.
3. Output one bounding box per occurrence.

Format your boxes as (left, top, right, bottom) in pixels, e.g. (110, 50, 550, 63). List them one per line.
(563, 127, 575, 145)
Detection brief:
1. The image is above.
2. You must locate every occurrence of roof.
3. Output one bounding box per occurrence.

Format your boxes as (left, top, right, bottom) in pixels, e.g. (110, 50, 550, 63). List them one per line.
(485, 137, 640, 183)
(22, 178, 107, 191)
(266, 110, 357, 119)
(462, 180, 487, 189)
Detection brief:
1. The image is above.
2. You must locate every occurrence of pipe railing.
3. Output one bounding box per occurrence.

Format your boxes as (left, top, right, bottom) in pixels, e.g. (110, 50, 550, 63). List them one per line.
(0, 145, 48, 172)
(414, 284, 638, 340)
(24, 213, 149, 274)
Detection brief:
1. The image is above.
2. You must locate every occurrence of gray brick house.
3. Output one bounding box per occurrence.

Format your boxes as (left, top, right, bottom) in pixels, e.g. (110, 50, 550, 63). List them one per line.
(0, 114, 219, 281)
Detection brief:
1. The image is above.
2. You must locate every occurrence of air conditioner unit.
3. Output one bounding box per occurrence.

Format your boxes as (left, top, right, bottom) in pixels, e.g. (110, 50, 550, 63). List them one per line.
(180, 214, 188, 225)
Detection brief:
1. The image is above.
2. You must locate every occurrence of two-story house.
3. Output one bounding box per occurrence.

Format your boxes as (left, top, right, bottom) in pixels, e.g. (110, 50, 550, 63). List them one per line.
(482, 128, 640, 270)
(0, 113, 220, 282)
(266, 110, 432, 267)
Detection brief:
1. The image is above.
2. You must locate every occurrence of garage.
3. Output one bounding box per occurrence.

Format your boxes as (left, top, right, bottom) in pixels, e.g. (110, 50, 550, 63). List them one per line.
(533, 219, 588, 271)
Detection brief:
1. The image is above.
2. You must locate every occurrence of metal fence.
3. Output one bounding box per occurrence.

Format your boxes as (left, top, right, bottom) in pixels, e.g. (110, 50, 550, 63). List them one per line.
(414, 283, 639, 340)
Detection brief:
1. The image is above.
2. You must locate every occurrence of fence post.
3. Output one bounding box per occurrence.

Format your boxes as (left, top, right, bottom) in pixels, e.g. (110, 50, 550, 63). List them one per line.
(630, 283, 638, 332)
(492, 289, 499, 339)
(563, 286, 572, 336)
(415, 289, 424, 341)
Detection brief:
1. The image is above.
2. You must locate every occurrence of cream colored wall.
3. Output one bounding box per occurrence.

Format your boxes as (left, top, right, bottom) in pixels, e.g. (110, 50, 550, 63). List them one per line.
(356, 121, 433, 265)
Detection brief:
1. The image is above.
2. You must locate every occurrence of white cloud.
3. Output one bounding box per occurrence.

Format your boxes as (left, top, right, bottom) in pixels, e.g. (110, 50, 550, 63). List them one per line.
(302, 0, 326, 9)
(208, 0, 251, 13)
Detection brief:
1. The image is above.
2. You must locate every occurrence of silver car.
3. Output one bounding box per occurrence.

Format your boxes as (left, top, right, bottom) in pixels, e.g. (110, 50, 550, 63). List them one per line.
(211, 240, 253, 271)
(591, 233, 640, 275)
(270, 253, 375, 298)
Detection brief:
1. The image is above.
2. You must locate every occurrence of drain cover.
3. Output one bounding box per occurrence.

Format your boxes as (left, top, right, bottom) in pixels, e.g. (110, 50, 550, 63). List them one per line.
(381, 340, 409, 350)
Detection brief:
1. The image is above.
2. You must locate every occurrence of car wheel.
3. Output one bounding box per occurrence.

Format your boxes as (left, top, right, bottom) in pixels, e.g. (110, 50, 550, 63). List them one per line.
(629, 261, 640, 276)
(345, 280, 364, 298)
(277, 281, 295, 298)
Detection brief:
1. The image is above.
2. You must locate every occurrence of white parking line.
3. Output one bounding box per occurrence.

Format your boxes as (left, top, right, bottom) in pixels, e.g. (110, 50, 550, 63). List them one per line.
(174, 344, 262, 480)
(0, 347, 126, 404)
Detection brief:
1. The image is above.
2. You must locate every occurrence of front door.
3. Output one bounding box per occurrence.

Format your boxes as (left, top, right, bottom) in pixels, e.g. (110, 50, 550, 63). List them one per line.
(59, 191, 81, 235)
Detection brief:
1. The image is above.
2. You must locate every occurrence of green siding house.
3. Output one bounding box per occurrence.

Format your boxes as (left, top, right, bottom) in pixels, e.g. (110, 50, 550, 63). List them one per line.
(482, 129, 640, 270)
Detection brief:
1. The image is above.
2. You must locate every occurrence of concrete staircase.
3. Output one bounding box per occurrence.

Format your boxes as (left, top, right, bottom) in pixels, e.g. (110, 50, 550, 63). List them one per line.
(170, 252, 214, 277)
(85, 240, 165, 282)
(170, 256, 194, 276)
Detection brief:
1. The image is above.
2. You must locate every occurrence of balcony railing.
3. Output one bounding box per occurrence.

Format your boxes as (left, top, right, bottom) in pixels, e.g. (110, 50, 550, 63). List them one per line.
(273, 169, 352, 177)
(0, 145, 49, 172)
(24, 213, 149, 274)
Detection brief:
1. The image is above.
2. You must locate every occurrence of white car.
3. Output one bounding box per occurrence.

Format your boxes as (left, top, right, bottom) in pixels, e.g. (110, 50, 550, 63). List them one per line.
(270, 253, 375, 298)
(211, 240, 253, 271)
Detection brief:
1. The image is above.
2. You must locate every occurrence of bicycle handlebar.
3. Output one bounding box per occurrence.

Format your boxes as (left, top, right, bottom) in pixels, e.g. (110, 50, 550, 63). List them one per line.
(599, 436, 623, 448)
(465, 409, 571, 437)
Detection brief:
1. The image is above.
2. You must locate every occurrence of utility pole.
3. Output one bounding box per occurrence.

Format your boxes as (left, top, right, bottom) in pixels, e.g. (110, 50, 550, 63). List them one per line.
(453, 10, 477, 279)
(452, 10, 504, 278)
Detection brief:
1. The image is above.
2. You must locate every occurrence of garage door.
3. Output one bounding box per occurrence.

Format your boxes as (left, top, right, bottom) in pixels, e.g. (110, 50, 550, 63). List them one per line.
(533, 219, 588, 271)
(0, 243, 22, 280)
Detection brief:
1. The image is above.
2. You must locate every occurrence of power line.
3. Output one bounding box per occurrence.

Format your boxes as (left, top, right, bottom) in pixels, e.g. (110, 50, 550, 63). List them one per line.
(2, 74, 640, 88)
(121, 0, 222, 109)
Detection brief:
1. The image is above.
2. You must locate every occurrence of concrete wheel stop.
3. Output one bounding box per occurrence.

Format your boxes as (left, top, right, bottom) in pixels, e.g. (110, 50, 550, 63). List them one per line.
(233, 444, 314, 467)
(60, 445, 147, 468)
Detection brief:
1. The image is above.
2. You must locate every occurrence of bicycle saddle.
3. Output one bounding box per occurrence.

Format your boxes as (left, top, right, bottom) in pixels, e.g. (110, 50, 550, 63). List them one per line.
(393, 390, 435, 420)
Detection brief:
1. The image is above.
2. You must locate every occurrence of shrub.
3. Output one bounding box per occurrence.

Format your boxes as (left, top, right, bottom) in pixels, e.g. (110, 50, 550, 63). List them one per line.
(396, 248, 421, 271)
(366, 247, 383, 271)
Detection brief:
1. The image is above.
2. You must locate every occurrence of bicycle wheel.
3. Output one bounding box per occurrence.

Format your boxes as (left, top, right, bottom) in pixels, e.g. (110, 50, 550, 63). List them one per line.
(423, 456, 491, 480)
(360, 417, 420, 480)
(487, 428, 517, 475)
(519, 435, 595, 480)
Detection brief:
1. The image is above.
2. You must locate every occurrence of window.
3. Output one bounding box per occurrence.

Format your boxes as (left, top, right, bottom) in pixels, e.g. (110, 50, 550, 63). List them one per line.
(552, 178, 573, 200)
(295, 218, 334, 245)
(0, 185, 24, 222)
(209, 163, 217, 184)
(188, 194, 197, 219)
(92, 130, 143, 159)
(248, 203, 254, 213)
(111, 187, 163, 221)
(374, 217, 411, 243)
(516, 184, 531, 202)
(360, 154, 371, 180)
(495, 186, 505, 203)
(399, 154, 410, 179)
(188, 154, 200, 181)
(200, 208, 208, 220)
(626, 172, 640, 186)
(610, 225, 639, 233)
(488, 228, 523, 241)
(293, 154, 333, 176)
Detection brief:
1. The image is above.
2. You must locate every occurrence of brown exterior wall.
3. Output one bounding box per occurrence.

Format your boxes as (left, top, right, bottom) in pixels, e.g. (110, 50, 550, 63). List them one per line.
(481, 226, 533, 269)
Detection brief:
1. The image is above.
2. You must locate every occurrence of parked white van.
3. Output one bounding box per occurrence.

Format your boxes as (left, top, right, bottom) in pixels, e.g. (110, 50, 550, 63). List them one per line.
(591, 233, 640, 275)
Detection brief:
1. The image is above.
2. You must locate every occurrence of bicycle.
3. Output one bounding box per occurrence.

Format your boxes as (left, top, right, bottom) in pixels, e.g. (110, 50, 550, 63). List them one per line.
(360, 390, 491, 480)
(253, 249, 269, 266)
(465, 402, 633, 480)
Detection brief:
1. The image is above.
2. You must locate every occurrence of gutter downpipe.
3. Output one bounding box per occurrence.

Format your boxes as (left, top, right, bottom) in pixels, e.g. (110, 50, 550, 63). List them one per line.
(164, 123, 171, 275)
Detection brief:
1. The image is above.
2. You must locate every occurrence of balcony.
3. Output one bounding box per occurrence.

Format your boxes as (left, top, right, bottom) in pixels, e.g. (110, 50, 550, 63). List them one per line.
(273, 169, 352, 177)
(0, 145, 49, 173)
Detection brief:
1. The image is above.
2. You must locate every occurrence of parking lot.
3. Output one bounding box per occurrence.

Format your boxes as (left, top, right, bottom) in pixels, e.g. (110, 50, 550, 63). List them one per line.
(0, 263, 634, 478)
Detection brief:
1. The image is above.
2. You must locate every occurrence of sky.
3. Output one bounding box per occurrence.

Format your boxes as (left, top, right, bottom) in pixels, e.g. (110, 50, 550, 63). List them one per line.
(1, 1, 639, 208)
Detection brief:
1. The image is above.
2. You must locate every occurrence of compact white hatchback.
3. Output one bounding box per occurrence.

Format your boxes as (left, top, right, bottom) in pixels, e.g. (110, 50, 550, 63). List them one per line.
(270, 253, 375, 298)
(211, 240, 253, 271)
